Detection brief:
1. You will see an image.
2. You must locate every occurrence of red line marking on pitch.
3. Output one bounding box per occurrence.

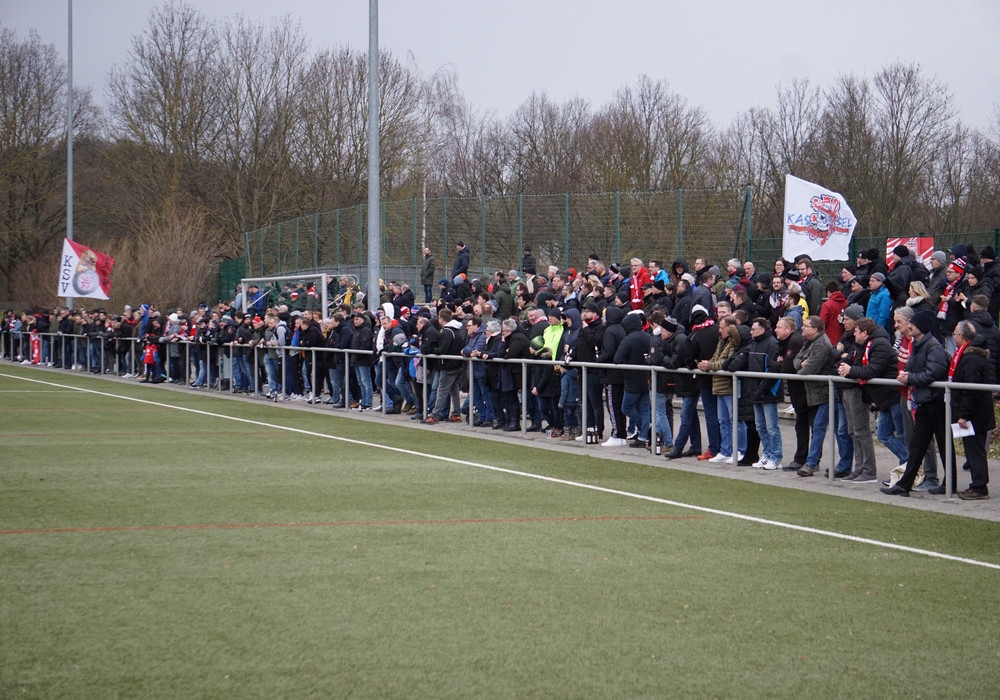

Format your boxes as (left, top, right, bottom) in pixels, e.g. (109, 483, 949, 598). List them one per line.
(0, 514, 703, 536)
(0, 431, 256, 437)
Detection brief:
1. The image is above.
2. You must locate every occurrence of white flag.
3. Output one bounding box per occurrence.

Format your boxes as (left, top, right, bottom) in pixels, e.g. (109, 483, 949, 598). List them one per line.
(782, 174, 857, 261)
(58, 238, 115, 300)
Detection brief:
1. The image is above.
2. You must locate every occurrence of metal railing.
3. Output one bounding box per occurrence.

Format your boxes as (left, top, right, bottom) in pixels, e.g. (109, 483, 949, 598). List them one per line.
(3, 329, 992, 499)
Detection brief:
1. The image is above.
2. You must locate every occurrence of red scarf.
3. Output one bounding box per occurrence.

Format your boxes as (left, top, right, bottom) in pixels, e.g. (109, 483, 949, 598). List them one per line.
(858, 339, 872, 385)
(691, 318, 716, 331)
(948, 341, 969, 381)
(938, 275, 964, 318)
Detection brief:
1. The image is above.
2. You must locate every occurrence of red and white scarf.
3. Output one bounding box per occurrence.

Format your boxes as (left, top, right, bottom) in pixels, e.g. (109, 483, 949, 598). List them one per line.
(858, 339, 872, 385)
(948, 341, 969, 381)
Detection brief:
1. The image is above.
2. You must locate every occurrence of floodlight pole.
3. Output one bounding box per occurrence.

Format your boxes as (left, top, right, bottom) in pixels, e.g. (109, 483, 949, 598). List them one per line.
(366, 0, 381, 309)
(66, 0, 74, 310)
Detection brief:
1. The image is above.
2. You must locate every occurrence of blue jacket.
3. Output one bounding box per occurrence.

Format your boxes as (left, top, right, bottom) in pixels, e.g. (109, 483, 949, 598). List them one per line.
(865, 285, 892, 334)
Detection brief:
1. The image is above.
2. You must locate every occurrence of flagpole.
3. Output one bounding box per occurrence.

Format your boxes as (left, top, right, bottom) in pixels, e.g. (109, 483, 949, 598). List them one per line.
(66, 0, 74, 310)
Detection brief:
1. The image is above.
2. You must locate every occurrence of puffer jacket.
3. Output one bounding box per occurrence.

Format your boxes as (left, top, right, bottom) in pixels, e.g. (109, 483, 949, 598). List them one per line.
(903, 332, 949, 404)
(704, 324, 741, 396)
(794, 332, 837, 406)
(614, 312, 652, 394)
(841, 324, 899, 411)
(724, 326, 781, 404)
(951, 335, 996, 429)
(598, 306, 626, 385)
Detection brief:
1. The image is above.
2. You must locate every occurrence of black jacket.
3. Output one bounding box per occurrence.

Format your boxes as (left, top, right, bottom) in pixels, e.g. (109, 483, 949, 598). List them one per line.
(842, 324, 899, 411)
(614, 313, 651, 394)
(724, 327, 781, 404)
(951, 336, 996, 429)
(598, 306, 626, 384)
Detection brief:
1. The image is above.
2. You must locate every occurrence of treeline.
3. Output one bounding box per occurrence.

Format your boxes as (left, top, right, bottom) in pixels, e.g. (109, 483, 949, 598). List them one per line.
(2, 1, 999, 307)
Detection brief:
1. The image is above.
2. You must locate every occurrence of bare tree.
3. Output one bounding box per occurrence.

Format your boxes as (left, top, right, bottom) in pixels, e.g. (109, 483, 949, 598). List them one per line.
(297, 47, 424, 212)
(586, 75, 711, 192)
(505, 91, 591, 193)
(0, 28, 94, 300)
(210, 13, 308, 248)
(106, 1, 221, 222)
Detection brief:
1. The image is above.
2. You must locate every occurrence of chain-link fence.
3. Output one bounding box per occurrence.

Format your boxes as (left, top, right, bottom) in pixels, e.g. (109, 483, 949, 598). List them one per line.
(241, 190, 998, 290)
(748, 230, 1000, 282)
(244, 189, 752, 288)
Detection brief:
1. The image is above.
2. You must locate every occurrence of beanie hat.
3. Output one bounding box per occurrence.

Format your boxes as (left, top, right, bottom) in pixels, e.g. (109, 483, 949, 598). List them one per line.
(660, 316, 679, 333)
(871, 272, 886, 283)
(981, 247, 996, 260)
(951, 244, 967, 258)
(893, 245, 910, 258)
(931, 250, 948, 266)
(948, 258, 968, 275)
(843, 304, 864, 321)
(911, 309, 935, 335)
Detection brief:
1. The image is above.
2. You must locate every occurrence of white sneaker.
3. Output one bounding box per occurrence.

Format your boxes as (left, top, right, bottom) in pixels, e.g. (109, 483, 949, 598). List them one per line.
(574, 434, 585, 442)
(708, 453, 731, 463)
(601, 437, 628, 447)
(765, 461, 781, 471)
(752, 458, 770, 469)
(626, 427, 638, 440)
(783, 405, 795, 414)
(738, 452, 745, 462)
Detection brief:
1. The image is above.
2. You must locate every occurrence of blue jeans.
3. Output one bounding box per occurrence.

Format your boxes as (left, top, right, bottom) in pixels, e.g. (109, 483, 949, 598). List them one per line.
(473, 376, 495, 422)
(621, 390, 650, 442)
(264, 356, 281, 394)
(560, 368, 580, 430)
(700, 386, 720, 454)
(394, 364, 415, 407)
(89, 339, 102, 371)
(193, 353, 207, 386)
(232, 354, 251, 391)
(806, 402, 830, 467)
(284, 352, 300, 396)
(673, 395, 702, 453)
(754, 402, 782, 463)
(717, 394, 746, 457)
(354, 365, 373, 407)
(654, 391, 674, 449)
(834, 395, 853, 473)
(877, 403, 908, 464)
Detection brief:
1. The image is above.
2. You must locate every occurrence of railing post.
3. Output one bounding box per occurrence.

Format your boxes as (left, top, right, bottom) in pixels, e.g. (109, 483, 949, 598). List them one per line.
(827, 378, 836, 481)
(944, 385, 954, 498)
(731, 371, 739, 465)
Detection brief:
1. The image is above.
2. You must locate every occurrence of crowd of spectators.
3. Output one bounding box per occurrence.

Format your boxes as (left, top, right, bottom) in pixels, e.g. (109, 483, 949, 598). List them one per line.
(3, 240, 997, 501)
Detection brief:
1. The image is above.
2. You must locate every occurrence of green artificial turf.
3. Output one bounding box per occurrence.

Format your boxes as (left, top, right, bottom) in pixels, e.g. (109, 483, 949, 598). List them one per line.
(1, 367, 998, 698)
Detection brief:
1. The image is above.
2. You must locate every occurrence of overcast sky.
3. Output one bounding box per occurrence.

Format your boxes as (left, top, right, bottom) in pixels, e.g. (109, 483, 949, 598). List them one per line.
(6, 0, 999, 131)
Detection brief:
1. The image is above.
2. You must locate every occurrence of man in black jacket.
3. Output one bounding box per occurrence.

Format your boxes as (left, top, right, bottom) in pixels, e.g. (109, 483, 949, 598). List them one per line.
(598, 305, 628, 445)
(837, 318, 896, 483)
(650, 315, 688, 453)
(949, 322, 994, 499)
(426, 307, 466, 424)
(576, 302, 606, 442)
(882, 310, 951, 496)
(614, 311, 652, 448)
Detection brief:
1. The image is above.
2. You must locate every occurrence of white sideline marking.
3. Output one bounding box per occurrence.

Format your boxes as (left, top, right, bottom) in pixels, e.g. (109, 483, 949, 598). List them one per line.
(3, 370, 999, 571)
